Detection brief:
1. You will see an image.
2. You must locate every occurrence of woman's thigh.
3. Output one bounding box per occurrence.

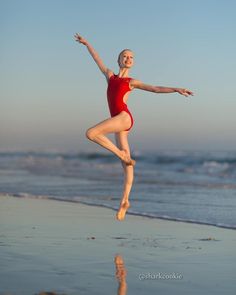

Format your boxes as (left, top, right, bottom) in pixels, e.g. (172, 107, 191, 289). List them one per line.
(89, 111, 131, 134)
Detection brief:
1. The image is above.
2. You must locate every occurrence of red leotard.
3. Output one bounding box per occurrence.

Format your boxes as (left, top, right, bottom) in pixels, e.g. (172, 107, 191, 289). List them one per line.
(107, 74, 134, 131)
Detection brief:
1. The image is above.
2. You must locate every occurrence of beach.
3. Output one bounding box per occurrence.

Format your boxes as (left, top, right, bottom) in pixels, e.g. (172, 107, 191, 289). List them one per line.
(0, 194, 235, 295)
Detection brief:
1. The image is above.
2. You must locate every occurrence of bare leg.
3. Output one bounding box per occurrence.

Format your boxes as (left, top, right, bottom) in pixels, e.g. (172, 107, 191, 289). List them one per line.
(86, 112, 135, 166)
(115, 131, 134, 221)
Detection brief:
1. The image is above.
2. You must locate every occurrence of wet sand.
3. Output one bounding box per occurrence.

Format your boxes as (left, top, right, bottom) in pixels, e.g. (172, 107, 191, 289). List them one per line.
(0, 195, 235, 295)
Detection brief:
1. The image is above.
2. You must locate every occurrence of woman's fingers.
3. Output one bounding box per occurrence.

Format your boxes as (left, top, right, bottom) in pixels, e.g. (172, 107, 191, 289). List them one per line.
(186, 90, 194, 96)
(181, 89, 194, 97)
(74, 33, 87, 45)
(74, 34, 78, 40)
(74, 33, 82, 42)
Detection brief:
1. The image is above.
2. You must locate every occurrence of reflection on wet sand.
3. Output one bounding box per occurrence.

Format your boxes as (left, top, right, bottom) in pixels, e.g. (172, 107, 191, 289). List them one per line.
(114, 254, 128, 295)
(36, 255, 128, 295)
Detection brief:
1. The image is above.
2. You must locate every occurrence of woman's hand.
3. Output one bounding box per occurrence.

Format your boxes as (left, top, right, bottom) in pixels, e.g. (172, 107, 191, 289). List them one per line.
(176, 88, 194, 97)
(74, 33, 109, 76)
(74, 33, 88, 46)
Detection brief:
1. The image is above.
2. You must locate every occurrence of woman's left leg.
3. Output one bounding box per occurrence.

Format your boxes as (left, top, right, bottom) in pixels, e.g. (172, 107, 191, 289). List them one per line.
(115, 131, 134, 220)
(86, 112, 135, 166)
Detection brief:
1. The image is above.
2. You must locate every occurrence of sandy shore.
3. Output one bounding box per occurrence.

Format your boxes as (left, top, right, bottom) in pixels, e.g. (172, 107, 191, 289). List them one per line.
(0, 195, 235, 295)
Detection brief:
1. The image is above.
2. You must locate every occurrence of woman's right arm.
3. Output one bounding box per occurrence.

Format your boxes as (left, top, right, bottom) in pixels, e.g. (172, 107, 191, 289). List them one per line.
(74, 33, 112, 80)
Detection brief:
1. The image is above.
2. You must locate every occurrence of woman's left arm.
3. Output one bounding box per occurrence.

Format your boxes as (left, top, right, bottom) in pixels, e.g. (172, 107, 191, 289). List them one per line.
(130, 79, 194, 97)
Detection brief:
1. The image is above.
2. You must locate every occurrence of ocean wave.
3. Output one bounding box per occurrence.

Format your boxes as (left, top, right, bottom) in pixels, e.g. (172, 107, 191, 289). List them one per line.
(1, 150, 236, 164)
(1, 192, 235, 230)
(1, 151, 236, 230)
(1, 150, 236, 184)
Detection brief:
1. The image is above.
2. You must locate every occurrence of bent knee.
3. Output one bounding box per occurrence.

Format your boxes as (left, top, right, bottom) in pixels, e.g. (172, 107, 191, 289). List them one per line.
(85, 128, 94, 140)
(86, 128, 98, 141)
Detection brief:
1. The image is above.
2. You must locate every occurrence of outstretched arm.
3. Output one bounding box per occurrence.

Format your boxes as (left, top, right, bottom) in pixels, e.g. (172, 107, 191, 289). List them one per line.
(131, 79, 194, 97)
(74, 33, 112, 80)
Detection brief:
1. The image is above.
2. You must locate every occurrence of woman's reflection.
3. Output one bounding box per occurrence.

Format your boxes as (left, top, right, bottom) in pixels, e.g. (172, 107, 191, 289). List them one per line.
(114, 254, 127, 295)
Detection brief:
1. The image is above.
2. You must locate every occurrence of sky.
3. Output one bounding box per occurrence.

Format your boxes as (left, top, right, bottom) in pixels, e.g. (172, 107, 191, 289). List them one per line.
(1, 0, 236, 152)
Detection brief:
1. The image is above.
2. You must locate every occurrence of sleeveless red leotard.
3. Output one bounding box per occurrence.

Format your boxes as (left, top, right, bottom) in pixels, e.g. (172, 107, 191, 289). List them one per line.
(107, 75, 134, 131)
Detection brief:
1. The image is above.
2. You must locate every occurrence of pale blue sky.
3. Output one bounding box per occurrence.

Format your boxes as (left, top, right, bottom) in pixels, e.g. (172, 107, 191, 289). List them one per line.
(1, 0, 236, 152)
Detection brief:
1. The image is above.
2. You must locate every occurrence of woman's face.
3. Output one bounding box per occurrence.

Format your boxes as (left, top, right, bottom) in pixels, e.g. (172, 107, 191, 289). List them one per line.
(118, 50, 134, 68)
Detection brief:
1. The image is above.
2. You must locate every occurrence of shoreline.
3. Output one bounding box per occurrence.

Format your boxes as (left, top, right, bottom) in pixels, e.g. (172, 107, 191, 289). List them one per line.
(1, 192, 235, 230)
(1, 194, 236, 295)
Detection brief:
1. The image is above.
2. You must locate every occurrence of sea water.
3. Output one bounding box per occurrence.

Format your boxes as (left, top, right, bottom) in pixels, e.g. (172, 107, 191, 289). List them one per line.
(0, 150, 235, 229)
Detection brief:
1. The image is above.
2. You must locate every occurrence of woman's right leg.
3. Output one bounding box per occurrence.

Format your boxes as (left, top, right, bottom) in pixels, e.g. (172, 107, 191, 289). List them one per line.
(115, 131, 134, 221)
(86, 111, 135, 166)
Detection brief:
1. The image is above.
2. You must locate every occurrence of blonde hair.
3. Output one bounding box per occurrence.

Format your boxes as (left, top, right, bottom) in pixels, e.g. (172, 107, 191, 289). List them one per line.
(117, 49, 133, 67)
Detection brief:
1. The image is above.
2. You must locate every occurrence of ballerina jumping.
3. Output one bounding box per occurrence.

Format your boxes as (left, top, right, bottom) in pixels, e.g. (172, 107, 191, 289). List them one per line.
(74, 33, 193, 221)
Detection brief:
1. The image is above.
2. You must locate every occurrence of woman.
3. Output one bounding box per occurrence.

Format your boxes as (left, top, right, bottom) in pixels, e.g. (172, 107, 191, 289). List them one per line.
(74, 33, 193, 221)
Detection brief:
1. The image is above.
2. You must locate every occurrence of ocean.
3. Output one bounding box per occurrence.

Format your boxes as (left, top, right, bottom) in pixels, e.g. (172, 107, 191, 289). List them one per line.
(0, 150, 235, 229)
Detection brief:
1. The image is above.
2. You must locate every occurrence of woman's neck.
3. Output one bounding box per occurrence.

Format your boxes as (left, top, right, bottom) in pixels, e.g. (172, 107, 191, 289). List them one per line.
(118, 68, 129, 78)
